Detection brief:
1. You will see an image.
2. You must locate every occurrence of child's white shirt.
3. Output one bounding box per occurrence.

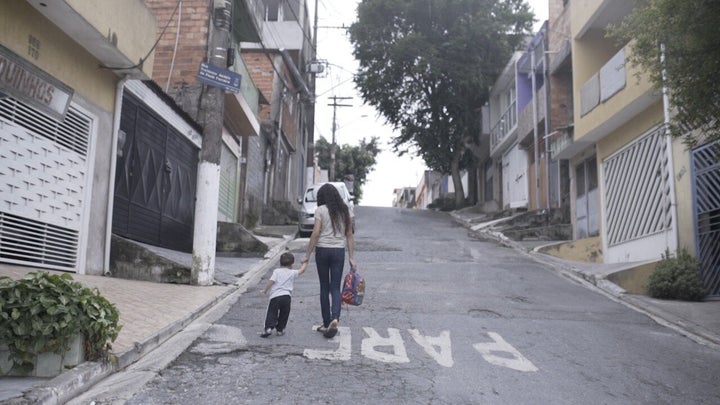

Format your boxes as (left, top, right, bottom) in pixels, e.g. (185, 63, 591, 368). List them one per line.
(268, 267, 299, 299)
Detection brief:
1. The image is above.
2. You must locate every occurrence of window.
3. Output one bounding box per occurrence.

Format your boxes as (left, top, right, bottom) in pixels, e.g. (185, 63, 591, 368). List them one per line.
(265, 0, 280, 21)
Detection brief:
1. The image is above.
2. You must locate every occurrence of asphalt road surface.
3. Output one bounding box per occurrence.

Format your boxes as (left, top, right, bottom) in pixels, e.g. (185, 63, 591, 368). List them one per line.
(85, 207, 720, 404)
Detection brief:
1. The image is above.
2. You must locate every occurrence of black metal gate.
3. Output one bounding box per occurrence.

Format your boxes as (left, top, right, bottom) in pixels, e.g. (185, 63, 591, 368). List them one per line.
(692, 141, 720, 297)
(112, 93, 198, 252)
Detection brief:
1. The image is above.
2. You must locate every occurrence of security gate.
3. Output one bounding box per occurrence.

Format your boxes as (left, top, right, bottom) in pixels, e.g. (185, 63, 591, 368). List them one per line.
(112, 92, 198, 252)
(0, 96, 93, 271)
(692, 141, 720, 297)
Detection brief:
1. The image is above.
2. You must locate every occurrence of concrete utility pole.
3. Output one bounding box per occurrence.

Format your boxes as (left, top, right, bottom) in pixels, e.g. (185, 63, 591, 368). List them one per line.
(191, 0, 231, 285)
(328, 96, 352, 181)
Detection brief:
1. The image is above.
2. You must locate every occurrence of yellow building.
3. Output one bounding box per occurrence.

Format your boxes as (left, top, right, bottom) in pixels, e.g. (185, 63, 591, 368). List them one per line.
(0, 0, 156, 274)
(551, 0, 718, 297)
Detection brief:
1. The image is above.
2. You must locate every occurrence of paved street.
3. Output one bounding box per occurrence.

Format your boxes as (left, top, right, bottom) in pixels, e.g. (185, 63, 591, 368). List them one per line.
(75, 207, 720, 404)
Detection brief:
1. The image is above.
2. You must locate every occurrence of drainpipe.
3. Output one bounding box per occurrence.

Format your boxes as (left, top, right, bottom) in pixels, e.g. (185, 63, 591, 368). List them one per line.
(104, 75, 129, 276)
(661, 43, 678, 251)
(543, 37, 551, 209)
(531, 50, 540, 209)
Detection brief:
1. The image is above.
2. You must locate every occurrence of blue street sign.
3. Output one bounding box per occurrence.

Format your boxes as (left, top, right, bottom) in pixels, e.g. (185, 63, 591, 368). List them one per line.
(197, 62, 241, 93)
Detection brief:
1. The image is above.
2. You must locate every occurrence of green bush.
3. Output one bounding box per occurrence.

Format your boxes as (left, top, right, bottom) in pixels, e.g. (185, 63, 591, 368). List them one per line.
(647, 248, 706, 301)
(0, 271, 121, 374)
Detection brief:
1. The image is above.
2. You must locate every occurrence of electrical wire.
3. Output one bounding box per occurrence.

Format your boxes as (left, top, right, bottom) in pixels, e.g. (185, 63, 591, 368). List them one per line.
(166, 0, 182, 92)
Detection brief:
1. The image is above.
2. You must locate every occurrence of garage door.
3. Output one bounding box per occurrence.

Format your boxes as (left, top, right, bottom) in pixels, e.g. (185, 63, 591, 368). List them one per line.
(0, 96, 93, 271)
(112, 92, 198, 252)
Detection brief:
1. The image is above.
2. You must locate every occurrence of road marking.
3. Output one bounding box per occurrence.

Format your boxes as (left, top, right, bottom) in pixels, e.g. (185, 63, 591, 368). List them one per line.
(300, 327, 537, 372)
(473, 332, 538, 372)
(409, 329, 454, 367)
(361, 327, 410, 363)
(303, 326, 351, 361)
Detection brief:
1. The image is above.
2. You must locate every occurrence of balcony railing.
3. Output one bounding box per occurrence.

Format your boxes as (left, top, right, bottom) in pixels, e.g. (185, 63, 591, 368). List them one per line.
(580, 48, 626, 117)
(490, 100, 516, 149)
(230, 49, 260, 116)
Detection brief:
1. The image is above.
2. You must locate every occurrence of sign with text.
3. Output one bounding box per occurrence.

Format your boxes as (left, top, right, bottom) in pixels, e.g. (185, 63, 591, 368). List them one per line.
(197, 62, 241, 93)
(0, 44, 73, 121)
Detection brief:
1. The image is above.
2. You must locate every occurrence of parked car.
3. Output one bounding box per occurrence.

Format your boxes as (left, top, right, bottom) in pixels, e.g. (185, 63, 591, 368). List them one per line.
(298, 182, 355, 237)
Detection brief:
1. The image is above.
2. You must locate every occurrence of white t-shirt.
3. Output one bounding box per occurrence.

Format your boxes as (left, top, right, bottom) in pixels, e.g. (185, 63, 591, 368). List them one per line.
(268, 267, 300, 299)
(315, 204, 348, 248)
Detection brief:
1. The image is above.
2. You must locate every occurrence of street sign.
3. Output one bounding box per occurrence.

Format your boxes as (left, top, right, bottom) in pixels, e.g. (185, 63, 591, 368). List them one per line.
(197, 62, 241, 93)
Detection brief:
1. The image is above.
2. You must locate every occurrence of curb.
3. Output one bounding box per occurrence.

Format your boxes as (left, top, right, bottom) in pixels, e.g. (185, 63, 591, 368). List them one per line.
(11, 237, 293, 405)
(449, 211, 720, 350)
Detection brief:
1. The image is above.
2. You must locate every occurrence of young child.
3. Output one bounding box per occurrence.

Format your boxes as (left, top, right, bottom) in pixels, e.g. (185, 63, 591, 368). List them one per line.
(259, 252, 307, 337)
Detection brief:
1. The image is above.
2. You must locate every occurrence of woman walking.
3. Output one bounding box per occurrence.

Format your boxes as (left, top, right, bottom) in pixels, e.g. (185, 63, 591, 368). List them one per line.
(302, 183, 356, 338)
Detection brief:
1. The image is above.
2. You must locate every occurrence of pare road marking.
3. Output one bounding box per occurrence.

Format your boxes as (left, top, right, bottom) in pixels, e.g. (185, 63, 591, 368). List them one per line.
(302, 327, 537, 372)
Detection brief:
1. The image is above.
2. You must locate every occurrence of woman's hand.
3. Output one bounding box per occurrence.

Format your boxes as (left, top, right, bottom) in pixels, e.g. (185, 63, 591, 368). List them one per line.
(349, 258, 357, 270)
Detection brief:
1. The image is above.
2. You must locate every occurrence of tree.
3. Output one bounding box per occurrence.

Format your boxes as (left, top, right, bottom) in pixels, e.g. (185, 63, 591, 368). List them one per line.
(349, 0, 533, 207)
(315, 136, 381, 203)
(609, 0, 720, 148)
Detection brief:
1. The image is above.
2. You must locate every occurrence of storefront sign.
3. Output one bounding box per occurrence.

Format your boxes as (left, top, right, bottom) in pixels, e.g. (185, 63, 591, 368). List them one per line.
(197, 62, 241, 93)
(0, 44, 73, 120)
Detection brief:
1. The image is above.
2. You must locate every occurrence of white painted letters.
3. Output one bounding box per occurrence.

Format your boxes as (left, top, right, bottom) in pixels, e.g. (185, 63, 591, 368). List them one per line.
(361, 327, 409, 363)
(408, 329, 454, 367)
(303, 326, 351, 361)
(472, 332, 538, 372)
(300, 327, 537, 372)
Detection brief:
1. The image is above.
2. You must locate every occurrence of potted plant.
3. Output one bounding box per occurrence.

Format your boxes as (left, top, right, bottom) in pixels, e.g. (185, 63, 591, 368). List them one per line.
(0, 271, 122, 377)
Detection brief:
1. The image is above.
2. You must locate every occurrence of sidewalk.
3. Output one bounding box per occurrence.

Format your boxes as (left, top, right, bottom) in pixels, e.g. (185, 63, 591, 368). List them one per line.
(0, 226, 297, 405)
(450, 210, 720, 349)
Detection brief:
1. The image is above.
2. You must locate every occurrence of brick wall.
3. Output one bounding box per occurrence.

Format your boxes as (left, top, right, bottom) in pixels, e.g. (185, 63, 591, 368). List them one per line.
(548, 0, 573, 132)
(241, 50, 275, 121)
(145, 0, 210, 118)
(146, 0, 209, 88)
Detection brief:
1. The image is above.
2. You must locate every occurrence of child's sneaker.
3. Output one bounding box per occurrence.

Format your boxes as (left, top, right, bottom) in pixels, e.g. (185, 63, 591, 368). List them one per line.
(276, 330, 285, 336)
(260, 328, 273, 338)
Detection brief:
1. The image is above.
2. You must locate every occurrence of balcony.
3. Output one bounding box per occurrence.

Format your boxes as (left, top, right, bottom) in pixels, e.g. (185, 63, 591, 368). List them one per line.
(234, 0, 264, 43)
(517, 84, 546, 145)
(224, 49, 261, 137)
(490, 100, 517, 156)
(574, 44, 659, 147)
(573, 0, 634, 40)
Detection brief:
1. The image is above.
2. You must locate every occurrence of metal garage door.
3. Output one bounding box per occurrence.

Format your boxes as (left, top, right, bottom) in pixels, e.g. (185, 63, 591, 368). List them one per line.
(0, 96, 92, 271)
(692, 141, 720, 298)
(112, 92, 198, 252)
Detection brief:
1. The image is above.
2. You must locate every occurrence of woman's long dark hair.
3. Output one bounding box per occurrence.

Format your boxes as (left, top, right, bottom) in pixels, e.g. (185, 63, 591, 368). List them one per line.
(316, 183, 351, 236)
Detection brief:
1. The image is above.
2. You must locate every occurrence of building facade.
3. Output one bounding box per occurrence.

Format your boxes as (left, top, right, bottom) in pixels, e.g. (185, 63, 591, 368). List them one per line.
(0, 0, 156, 275)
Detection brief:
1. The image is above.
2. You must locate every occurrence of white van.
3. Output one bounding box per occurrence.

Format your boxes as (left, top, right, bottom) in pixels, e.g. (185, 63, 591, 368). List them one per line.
(298, 182, 354, 237)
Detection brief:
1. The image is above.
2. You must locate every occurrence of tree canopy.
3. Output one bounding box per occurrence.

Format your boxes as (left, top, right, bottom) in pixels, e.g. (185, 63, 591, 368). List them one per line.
(315, 136, 380, 203)
(609, 0, 720, 148)
(349, 0, 533, 206)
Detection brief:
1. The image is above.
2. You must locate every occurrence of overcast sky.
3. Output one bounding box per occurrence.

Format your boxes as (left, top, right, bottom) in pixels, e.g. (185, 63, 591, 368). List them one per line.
(311, 1, 549, 207)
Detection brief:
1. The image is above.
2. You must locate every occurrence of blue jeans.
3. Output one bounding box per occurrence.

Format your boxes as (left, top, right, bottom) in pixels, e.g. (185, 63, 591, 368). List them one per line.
(315, 247, 345, 326)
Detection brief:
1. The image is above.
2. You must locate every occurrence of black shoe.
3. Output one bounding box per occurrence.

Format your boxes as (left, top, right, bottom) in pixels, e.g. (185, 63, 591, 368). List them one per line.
(323, 319, 338, 338)
(260, 328, 273, 338)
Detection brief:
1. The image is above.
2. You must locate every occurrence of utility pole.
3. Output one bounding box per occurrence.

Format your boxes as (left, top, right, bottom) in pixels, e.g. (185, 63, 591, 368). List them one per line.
(191, 0, 231, 285)
(328, 96, 352, 181)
